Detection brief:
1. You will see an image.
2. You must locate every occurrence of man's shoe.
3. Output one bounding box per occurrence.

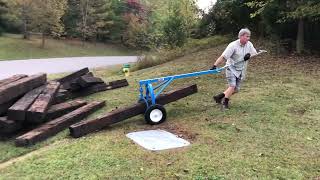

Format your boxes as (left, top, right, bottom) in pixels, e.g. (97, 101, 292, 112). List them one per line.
(213, 96, 223, 104)
(213, 93, 225, 104)
(221, 98, 230, 110)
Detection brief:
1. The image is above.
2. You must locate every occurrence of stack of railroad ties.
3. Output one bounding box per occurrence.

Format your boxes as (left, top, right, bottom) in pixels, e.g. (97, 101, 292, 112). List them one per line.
(0, 68, 199, 147)
(0, 67, 128, 146)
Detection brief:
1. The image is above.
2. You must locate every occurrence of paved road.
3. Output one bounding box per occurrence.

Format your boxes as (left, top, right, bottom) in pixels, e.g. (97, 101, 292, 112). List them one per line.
(0, 56, 138, 79)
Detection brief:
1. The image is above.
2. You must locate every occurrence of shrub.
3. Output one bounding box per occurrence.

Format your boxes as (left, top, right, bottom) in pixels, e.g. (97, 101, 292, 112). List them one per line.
(134, 35, 230, 70)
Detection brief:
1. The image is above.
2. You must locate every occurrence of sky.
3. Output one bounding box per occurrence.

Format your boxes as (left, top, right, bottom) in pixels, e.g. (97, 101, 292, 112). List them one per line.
(196, 0, 217, 13)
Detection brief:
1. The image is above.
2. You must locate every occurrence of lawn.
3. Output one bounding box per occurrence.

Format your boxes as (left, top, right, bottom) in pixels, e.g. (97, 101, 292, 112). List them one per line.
(0, 34, 136, 61)
(0, 44, 319, 179)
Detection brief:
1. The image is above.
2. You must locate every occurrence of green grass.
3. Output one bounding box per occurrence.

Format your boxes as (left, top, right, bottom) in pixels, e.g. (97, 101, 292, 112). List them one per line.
(0, 44, 319, 179)
(0, 34, 136, 60)
(134, 35, 230, 70)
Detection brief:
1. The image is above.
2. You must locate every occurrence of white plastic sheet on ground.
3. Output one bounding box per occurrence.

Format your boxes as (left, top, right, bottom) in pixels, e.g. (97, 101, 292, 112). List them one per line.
(126, 129, 190, 151)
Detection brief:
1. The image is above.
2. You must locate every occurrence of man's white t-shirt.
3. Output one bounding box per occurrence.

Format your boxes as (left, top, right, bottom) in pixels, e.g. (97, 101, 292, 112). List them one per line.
(222, 39, 257, 80)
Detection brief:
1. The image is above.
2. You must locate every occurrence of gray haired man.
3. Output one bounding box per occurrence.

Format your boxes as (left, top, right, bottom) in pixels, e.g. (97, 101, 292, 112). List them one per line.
(211, 28, 257, 110)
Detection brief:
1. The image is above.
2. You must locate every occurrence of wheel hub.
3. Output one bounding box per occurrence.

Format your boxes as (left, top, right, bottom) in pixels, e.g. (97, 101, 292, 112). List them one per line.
(150, 109, 163, 123)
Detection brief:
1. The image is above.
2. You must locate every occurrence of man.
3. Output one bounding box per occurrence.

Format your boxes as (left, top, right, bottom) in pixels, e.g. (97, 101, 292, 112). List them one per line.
(211, 28, 257, 110)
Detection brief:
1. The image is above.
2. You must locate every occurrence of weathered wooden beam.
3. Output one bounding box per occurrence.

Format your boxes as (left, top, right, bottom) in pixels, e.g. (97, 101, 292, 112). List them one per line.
(53, 79, 128, 104)
(15, 101, 105, 146)
(77, 74, 104, 88)
(69, 84, 198, 138)
(108, 79, 128, 86)
(0, 74, 28, 87)
(45, 99, 87, 120)
(0, 73, 47, 104)
(71, 83, 108, 97)
(70, 79, 128, 97)
(56, 68, 89, 84)
(53, 88, 73, 104)
(0, 97, 21, 116)
(58, 88, 69, 94)
(53, 84, 107, 103)
(7, 86, 45, 121)
(53, 92, 72, 104)
(106, 79, 129, 89)
(26, 82, 60, 123)
(0, 117, 22, 134)
(69, 81, 82, 91)
(69, 74, 104, 92)
(57, 68, 90, 90)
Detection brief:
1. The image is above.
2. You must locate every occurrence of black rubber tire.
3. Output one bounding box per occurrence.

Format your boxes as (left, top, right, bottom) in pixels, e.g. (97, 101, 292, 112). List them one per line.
(144, 104, 167, 125)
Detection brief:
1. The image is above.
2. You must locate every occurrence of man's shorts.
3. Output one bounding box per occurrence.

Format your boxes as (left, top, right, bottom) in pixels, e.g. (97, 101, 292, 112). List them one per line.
(226, 69, 242, 92)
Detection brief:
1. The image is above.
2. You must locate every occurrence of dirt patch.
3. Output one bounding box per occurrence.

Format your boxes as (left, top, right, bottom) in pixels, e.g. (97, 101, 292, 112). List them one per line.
(288, 107, 307, 116)
(140, 122, 199, 142)
(205, 116, 236, 124)
(251, 54, 320, 76)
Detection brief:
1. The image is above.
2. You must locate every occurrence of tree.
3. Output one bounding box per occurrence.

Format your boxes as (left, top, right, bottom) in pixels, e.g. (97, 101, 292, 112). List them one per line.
(28, 0, 67, 48)
(121, 0, 156, 49)
(8, 0, 33, 39)
(197, 0, 258, 38)
(8, 0, 67, 46)
(104, 0, 126, 42)
(76, 0, 114, 43)
(247, 0, 320, 53)
(162, 1, 189, 47)
(63, 0, 81, 38)
(0, 0, 8, 35)
(122, 13, 154, 49)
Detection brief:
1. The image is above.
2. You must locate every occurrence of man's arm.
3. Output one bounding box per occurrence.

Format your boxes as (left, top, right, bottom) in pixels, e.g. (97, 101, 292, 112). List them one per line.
(249, 42, 258, 56)
(211, 55, 226, 69)
(211, 43, 233, 70)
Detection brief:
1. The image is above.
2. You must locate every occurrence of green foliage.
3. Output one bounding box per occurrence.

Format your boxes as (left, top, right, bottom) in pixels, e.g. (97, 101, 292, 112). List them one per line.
(198, 0, 320, 53)
(284, 1, 320, 21)
(163, 1, 189, 48)
(63, 0, 126, 42)
(118, 0, 198, 50)
(76, 0, 115, 41)
(99, 0, 126, 42)
(0, 26, 3, 36)
(2, 0, 200, 50)
(120, 0, 154, 49)
(247, 0, 320, 21)
(63, 0, 198, 49)
(245, 0, 320, 53)
(62, 0, 81, 37)
(121, 14, 154, 50)
(0, 0, 8, 35)
(6, 0, 33, 38)
(197, 0, 257, 38)
(29, 0, 67, 36)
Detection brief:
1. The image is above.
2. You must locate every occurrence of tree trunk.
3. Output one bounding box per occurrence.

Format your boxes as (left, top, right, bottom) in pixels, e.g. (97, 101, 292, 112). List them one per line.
(258, 21, 264, 39)
(41, 32, 46, 48)
(81, 0, 89, 47)
(23, 21, 29, 40)
(94, 34, 98, 46)
(22, 6, 30, 40)
(296, 18, 304, 54)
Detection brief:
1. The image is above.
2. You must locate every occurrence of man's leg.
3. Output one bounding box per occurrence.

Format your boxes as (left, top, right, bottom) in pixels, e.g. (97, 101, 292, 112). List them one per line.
(213, 72, 236, 105)
(221, 72, 239, 109)
(213, 86, 234, 104)
(221, 86, 234, 109)
(224, 86, 235, 98)
(223, 77, 242, 109)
